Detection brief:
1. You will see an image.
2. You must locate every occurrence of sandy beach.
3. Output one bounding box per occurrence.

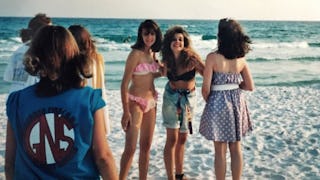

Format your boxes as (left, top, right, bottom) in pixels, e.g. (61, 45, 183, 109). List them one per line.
(0, 86, 318, 179)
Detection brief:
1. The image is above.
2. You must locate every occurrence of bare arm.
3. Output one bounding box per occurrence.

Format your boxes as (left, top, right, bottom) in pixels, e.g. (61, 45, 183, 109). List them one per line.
(152, 52, 164, 78)
(195, 59, 205, 76)
(97, 53, 106, 89)
(5, 121, 16, 180)
(153, 71, 162, 78)
(161, 61, 168, 77)
(240, 61, 254, 91)
(153, 60, 165, 78)
(92, 109, 118, 180)
(120, 50, 139, 131)
(201, 54, 214, 102)
(191, 54, 205, 76)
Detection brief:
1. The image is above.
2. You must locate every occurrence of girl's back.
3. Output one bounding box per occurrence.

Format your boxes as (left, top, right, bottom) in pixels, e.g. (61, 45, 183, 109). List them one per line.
(208, 52, 246, 74)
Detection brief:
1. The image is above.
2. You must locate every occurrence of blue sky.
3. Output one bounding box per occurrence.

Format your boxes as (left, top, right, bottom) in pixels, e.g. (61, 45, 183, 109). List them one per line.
(0, 0, 319, 21)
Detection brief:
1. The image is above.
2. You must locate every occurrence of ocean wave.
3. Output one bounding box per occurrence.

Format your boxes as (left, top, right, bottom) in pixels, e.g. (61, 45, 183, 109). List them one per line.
(258, 79, 320, 88)
(290, 56, 320, 61)
(102, 35, 137, 43)
(308, 42, 320, 47)
(10, 37, 21, 43)
(96, 42, 131, 51)
(248, 56, 320, 62)
(201, 34, 216, 40)
(252, 41, 309, 49)
(0, 62, 9, 67)
(106, 60, 127, 65)
(0, 42, 20, 53)
(0, 37, 22, 44)
(93, 37, 108, 44)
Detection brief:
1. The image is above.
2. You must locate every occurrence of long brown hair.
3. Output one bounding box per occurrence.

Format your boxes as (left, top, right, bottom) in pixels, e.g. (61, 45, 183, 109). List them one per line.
(131, 19, 162, 52)
(24, 25, 92, 96)
(161, 26, 200, 74)
(68, 25, 98, 60)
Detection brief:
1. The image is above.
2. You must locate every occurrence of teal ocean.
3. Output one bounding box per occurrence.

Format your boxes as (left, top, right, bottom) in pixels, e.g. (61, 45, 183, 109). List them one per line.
(0, 17, 320, 93)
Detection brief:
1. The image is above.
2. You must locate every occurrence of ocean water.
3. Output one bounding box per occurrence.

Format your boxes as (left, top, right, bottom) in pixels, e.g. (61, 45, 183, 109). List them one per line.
(0, 17, 320, 93)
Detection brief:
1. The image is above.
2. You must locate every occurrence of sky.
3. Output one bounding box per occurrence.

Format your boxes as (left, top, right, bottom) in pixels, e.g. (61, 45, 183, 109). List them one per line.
(0, 0, 320, 21)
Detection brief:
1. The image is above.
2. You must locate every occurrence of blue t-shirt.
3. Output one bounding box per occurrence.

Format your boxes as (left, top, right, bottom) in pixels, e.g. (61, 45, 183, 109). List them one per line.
(6, 85, 105, 179)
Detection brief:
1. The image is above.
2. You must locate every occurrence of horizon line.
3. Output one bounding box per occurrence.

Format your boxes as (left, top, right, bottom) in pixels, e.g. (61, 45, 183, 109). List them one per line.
(0, 15, 319, 22)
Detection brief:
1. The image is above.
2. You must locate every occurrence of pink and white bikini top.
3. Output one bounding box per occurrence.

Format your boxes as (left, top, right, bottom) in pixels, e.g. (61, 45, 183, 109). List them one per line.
(133, 61, 159, 75)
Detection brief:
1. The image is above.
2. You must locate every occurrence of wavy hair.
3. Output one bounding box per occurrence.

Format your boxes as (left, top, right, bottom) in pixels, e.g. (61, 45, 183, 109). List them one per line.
(68, 25, 97, 60)
(131, 19, 162, 52)
(24, 25, 92, 96)
(161, 26, 200, 73)
(217, 18, 251, 59)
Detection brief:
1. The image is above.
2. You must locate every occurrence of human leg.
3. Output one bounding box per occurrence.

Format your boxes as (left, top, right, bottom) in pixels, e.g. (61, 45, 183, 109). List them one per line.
(119, 104, 143, 180)
(163, 128, 179, 180)
(138, 107, 156, 180)
(229, 141, 243, 180)
(175, 132, 188, 175)
(214, 142, 227, 180)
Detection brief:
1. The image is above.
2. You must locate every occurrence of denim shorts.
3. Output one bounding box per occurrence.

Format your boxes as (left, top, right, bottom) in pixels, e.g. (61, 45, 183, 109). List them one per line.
(162, 82, 196, 133)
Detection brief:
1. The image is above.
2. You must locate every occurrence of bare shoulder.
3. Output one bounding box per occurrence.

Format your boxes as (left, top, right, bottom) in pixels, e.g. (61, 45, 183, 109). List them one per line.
(96, 53, 104, 63)
(206, 52, 221, 63)
(130, 49, 144, 57)
(238, 57, 248, 65)
(207, 52, 221, 60)
(96, 53, 104, 60)
(127, 49, 143, 63)
(237, 57, 249, 72)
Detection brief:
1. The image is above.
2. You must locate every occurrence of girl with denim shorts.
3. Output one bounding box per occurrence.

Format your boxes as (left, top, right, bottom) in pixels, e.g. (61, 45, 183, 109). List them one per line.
(161, 26, 205, 180)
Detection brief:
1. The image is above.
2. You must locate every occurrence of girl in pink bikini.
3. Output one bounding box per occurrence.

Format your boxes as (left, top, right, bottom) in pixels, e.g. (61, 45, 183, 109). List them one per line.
(119, 19, 162, 180)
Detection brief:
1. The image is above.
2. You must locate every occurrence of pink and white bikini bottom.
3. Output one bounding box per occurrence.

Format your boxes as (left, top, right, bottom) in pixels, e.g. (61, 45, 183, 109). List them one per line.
(128, 92, 158, 113)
